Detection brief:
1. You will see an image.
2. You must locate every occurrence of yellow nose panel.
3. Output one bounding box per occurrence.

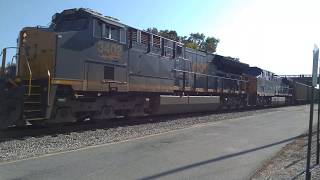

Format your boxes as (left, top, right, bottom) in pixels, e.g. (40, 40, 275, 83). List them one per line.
(18, 28, 56, 79)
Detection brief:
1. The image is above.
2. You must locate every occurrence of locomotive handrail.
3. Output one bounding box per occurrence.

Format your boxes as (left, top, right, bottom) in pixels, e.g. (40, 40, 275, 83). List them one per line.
(20, 45, 33, 96)
(0, 47, 17, 77)
(177, 57, 192, 62)
(25, 57, 32, 96)
(279, 74, 313, 78)
(101, 80, 127, 84)
(294, 81, 312, 87)
(172, 68, 249, 82)
(47, 70, 51, 106)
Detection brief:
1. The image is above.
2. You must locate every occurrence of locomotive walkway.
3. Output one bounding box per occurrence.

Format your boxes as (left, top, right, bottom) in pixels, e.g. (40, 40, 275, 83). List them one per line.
(0, 105, 314, 180)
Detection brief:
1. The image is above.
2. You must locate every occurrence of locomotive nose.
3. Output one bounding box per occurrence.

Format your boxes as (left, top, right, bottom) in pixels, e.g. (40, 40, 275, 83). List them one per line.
(18, 28, 56, 80)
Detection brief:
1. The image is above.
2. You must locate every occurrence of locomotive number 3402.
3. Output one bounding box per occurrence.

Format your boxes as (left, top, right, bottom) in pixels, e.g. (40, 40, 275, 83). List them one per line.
(96, 41, 123, 60)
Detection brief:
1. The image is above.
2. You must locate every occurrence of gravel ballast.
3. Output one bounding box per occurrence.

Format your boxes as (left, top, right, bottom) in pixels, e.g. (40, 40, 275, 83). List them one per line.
(252, 129, 320, 179)
(0, 107, 285, 163)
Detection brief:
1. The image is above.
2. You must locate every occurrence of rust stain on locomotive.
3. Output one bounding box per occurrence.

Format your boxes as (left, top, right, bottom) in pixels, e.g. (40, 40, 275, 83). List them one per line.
(192, 63, 208, 73)
(96, 41, 123, 60)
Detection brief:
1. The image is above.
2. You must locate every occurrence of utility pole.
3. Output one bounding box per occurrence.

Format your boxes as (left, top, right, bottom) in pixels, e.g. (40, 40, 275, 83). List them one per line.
(306, 45, 319, 180)
(317, 72, 320, 165)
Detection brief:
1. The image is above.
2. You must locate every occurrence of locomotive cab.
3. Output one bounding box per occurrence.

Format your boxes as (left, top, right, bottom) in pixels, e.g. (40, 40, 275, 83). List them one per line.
(51, 8, 128, 92)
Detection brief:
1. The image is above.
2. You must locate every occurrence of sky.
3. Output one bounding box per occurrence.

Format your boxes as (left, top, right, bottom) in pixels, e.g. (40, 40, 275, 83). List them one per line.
(0, 0, 319, 75)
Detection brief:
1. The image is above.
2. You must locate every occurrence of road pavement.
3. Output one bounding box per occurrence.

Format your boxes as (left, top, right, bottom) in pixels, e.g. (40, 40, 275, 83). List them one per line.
(0, 105, 314, 180)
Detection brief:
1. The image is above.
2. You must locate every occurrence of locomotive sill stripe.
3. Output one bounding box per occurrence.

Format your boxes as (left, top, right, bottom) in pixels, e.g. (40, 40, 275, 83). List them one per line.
(52, 79, 83, 85)
(195, 88, 206, 92)
(172, 69, 248, 82)
(129, 74, 174, 80)
(85, 59, 127, 68)
(173, 86, 180, 90)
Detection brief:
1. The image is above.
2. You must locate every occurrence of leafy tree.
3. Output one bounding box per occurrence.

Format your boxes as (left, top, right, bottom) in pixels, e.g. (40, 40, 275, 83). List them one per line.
(185, 42, 198, 49)
(180, 36, 188, 43)
(203, 37, 219, 53)
(145, 28, 219, 53)
(188, 33, 206, 47)
(186, 33, 219, 53)
(159, 30, 179, 41)
(146, 27, 159, 34)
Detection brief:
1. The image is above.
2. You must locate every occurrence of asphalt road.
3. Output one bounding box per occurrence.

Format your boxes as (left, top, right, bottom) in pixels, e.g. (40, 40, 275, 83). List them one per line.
(0, 105, 314, 180)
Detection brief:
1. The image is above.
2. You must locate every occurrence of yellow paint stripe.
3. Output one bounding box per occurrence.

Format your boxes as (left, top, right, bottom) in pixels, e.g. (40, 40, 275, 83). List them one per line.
(51, 79, 83, 85)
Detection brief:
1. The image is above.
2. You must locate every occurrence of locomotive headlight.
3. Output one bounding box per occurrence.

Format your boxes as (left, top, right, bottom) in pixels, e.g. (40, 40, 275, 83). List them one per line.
(22, 32, 28, 43)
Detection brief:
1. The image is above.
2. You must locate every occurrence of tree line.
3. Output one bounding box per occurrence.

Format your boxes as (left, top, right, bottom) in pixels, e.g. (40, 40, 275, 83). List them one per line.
(146, 28, 219, 53)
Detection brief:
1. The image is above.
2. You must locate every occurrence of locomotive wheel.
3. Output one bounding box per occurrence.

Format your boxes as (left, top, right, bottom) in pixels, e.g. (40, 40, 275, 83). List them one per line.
(29, 120, 46, 127)
(0, 114, 9, 130)
(92, 106, 115, 121)
(0, 99, 23, 129)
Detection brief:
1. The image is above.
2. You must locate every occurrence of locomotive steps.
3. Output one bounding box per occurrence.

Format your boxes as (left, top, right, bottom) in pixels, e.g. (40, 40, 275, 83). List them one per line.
(23, 80, 47, 121)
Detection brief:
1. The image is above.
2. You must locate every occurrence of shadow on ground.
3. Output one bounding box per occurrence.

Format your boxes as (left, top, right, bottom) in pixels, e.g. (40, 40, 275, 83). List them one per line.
(139, 134, 305, 180)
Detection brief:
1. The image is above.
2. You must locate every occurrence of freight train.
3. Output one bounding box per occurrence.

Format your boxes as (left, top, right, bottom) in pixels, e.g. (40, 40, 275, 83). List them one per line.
(0, 8, 314, 129)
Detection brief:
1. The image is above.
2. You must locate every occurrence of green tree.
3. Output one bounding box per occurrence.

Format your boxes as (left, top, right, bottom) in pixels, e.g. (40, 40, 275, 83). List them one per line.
(185, 42, 198, 49)
(146, 27, 159, 34)
(145, 28, 219, 53)
(159, 30, 179, 41)
(188, 33, 206, 48)
(180, 36, 188, 43)
(203, 37, 219, 53)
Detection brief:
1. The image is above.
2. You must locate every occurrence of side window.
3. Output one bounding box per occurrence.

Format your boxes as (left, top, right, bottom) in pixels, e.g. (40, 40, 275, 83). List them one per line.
(177, 45, 182, 57)
(111, 26, 120, 41)
(141, 32, 149, 45)
(129, 29, 137, 42)
(104, 66, 114, 80)
(94, 19, 103, 38)
(163, 39, 173, 57)
(101, 23, 125, 44)
(153, 35, 161, 48)
(103, 24, 110, 39)
(120, 28, 126, 44)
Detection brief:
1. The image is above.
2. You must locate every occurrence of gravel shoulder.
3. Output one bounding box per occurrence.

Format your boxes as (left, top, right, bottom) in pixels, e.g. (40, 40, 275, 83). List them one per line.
(251, 129, 320, 180)
(0, 107, 284, 163)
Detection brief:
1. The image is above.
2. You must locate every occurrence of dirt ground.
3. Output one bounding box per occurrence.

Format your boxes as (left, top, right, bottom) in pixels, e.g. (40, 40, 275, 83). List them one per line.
(252, 130, 320, 180)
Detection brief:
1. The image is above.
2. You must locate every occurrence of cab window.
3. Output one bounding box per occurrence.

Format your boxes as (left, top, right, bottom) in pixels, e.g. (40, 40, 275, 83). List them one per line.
(177, 45, 183, 57)
(120, 28, 126, 44)
(56, 18, 88, 32)
(103, 24, 120, 41)
(103, 24, 110, 39)
(94, 19, 103, 38)
(93, 18, 126, 44)
(110, 26, 120, 41)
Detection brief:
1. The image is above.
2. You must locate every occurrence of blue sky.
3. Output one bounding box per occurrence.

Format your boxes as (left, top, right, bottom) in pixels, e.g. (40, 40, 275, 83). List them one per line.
(1, 0, 319, 75)
(0, 0, 236, 48)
